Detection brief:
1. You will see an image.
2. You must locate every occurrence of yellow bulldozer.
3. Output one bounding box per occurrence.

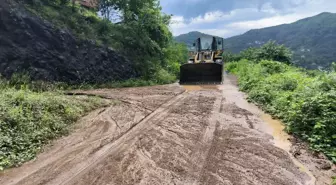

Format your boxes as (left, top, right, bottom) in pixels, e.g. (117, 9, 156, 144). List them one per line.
(180, 36, 224, 84)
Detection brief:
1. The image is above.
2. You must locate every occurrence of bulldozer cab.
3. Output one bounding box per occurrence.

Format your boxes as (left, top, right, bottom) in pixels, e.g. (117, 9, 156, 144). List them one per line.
(190, 37, 224, 63)
(195, 37, 223, 51)
(180, 36, 224, 84)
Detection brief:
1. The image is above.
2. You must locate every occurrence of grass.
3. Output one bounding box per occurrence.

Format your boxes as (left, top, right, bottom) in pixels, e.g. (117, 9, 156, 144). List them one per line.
(4, 68, 177, 91)
(77, 69, 177, 89)
(0, 76, 109, 170)
(226, 59, 336, 163)
(0, 88, 107, 170)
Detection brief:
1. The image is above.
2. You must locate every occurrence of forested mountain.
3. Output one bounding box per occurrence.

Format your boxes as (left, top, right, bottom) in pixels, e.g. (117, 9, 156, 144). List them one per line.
(175, 12, 336, 69)
(174, 31, 215, 47)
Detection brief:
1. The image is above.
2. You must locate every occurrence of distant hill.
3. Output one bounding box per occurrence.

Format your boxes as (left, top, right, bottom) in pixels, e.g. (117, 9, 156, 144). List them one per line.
(174, 31, 220, 48)
(175, 12, 336, 69)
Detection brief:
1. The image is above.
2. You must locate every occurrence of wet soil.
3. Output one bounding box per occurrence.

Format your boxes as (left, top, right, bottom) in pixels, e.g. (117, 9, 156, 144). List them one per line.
(0, 77, 334, 185)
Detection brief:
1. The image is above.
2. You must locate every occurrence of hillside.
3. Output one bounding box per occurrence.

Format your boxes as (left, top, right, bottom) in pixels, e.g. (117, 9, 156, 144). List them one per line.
(175, 12, 336, 69)
(0, 0, 137, 84)
(0, 0, 188, 84)
(226, 12, 336, 69)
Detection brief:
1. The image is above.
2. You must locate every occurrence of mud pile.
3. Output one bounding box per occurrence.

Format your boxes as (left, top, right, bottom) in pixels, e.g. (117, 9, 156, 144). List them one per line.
(0, 0, 138, 84)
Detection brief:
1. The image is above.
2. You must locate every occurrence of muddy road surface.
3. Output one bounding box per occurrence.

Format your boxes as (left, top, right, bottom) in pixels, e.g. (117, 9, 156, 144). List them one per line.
(1, 75, 334, 185)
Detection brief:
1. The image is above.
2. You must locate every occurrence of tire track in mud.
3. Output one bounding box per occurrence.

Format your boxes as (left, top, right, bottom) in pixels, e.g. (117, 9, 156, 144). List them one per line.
(68, 90, 220, 185)
(0, 85, 186, 185)
(1, 83, 332, 185)
(188, 96, 223, 185)
(2, 106, 137, 185)
(59, 93, 188, 185)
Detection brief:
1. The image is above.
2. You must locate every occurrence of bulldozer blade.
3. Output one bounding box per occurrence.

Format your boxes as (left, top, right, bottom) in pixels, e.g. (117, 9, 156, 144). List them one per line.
(179, 63, 223, 84)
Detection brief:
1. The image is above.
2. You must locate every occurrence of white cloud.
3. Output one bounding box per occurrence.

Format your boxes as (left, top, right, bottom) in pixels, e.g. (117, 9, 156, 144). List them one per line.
(260, 2, 277, 14)
(170, 15, 189, 35)
(169, 0, 336, 38)
(170, 15, 185, 25)
(225, 0, 336, 31)
(190, 11, 232, 24)
(226, 13, 310, 30)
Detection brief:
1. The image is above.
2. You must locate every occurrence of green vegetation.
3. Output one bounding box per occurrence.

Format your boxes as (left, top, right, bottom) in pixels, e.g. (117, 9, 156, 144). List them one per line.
(224, 41, 292, 64)
(0, 77, 107, 170)
(25, 0, 188, 82)
(226, 43, 336, 163)
(76, 70, 178, 89)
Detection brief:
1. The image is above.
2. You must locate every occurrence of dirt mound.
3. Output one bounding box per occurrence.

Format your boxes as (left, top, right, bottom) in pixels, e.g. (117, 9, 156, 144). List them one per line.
(0, 0, 138, 83)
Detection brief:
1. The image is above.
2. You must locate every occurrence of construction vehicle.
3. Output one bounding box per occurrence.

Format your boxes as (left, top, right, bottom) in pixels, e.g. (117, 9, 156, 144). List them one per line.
(180, 36, 224, 84)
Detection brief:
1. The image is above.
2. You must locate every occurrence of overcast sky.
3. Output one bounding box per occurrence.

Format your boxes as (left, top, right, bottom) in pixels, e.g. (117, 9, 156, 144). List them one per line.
(160, 0, 336, 38)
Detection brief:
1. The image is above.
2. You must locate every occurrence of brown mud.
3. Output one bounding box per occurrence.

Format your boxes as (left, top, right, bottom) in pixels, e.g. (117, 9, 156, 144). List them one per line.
(0, 77, 334, 185)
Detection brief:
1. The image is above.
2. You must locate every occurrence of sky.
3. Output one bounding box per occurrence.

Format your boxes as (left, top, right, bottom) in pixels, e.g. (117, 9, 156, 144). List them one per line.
(160, 0, 336, 38)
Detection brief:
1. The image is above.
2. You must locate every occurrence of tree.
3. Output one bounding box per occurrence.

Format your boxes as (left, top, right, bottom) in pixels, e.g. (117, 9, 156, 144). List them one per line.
(98, 0, 184, 78)
(238, 41, 293, 64)
(99, 0, 157, 22)
(258, 41, 292, 64)
(331, 62, 336, 72)
(163, 43, 188, 76)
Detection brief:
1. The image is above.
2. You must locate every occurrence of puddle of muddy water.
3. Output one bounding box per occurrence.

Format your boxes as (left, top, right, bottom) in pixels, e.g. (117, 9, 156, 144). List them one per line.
(182, 85, 219, 91)
(261, 114, 291, 152)
(261, 114, 316, 185)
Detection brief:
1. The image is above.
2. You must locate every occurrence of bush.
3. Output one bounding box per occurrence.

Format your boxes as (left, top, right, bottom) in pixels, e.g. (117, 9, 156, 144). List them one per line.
(0, 88, 106, 170)
(225, 61, 238, 73)
(223, 51, 241, 62)
(332, 62, 336, 72)
(240, 47, 260, 61)
(258, 41, 292, 64)
(233, 41, 293, 64)
(226, 60, 336, 163)
(259, 60, 288, 74)
(153, 69, 176, 84)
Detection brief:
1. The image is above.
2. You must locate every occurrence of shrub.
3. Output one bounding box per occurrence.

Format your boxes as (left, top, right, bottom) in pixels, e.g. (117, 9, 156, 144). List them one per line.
(234, 41, 293, 64)
(240, 47, 260, 62)
(259, 60, 288, 74)
(223, 51, 241, 62)
(225, 61, 238, 73)
(331, 62, 336, 72)
(153, 69, 176, 84)
(258, 41, 292, 64)
(0, 88, 105, 170)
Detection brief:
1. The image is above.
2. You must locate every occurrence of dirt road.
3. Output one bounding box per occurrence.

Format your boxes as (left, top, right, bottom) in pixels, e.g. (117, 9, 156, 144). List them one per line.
(0, 75, 334, 185)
